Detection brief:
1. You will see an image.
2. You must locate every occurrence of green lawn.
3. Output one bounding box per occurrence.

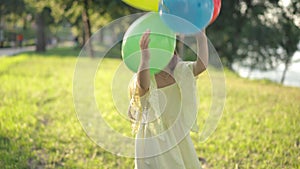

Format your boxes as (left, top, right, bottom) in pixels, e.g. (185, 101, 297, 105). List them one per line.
(0, 48, 299, 169)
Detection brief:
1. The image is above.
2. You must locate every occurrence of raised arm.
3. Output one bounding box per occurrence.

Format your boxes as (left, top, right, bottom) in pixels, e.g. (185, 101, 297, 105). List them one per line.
(137, 30, 151, 96)
(193, 30, 209, 76)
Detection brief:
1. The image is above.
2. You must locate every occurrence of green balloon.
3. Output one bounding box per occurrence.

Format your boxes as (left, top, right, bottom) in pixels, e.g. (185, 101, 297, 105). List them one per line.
(122, 12, 176, 74)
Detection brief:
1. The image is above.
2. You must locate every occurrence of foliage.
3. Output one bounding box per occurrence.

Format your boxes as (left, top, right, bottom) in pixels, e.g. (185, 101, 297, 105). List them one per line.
(0, 0, 25, 17)
(47, 0, 139, 46)
(208, 0, 299, 71)
(272, 0, 300, 83)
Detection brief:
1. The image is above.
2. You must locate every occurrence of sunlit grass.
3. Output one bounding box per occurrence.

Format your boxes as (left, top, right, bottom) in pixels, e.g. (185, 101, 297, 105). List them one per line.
(0, 47, 299, 168)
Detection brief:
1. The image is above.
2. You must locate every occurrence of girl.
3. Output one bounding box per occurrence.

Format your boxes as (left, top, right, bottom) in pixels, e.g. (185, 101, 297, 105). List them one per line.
(128, 29, 208, 169)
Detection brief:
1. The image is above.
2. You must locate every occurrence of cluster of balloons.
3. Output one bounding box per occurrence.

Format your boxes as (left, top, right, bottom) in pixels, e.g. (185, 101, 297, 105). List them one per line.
(122, 0, 221, 74)
(123, 0, 221, 32)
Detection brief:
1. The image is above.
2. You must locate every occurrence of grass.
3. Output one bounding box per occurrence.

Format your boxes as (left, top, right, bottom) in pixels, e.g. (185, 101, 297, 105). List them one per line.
(0, 47, 299, 168)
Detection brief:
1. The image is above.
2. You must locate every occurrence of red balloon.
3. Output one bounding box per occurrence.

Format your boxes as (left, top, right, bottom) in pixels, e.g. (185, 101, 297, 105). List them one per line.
(210, 0, 221, 24)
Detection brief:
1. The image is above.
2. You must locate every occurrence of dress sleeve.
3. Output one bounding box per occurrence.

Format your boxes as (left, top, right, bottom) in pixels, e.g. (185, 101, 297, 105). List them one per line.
(186, 61, 194, 71)
(185, 61, 200, 79)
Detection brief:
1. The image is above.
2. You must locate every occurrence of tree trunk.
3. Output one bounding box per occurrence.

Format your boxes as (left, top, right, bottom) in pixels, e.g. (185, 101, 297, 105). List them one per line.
(23, 17, 27, 30)
(35, 12, 46, 52)
(82, 0, 94, 57)
(0, 14, 4, 48)
(280, 59, 290, 84)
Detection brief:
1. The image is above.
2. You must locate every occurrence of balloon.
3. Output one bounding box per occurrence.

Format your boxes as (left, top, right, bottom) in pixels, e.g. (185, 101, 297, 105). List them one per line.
(122, 12, 176, 74)
(159, 0, 214, 34)
(210, 0, 221, 24)
(122, 0, 160, 11)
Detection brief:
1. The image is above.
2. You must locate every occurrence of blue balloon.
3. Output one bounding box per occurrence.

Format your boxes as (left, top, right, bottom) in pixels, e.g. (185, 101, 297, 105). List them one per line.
(159, 0, 214, 34)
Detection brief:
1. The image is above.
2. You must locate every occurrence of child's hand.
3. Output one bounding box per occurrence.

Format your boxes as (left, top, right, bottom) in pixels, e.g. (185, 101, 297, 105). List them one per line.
(140, 29, 150, 50)
(139, 29, 151, 62)
(137, 29, 151, 96)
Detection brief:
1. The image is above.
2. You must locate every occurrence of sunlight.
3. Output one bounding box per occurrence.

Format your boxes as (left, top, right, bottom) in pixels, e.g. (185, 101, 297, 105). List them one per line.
(281, 0, 291, 7)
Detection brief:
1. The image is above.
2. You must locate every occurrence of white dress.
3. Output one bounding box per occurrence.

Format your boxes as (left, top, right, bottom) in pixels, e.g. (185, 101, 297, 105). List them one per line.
(134, 62, 201, 169)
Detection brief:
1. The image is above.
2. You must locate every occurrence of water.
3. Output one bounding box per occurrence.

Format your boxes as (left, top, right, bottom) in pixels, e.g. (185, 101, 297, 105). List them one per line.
(233, 52, 300, 88)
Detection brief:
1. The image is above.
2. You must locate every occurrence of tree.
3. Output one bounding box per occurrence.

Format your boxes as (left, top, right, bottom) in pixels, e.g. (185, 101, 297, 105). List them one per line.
(273, 0, 300, 84)
(32, 7, 52, 52)
(208, 0, 281, 69)
(207, 0, 299, 85)
(49, 0, 139, 57)
(0, 0, 25, 24)
(0, 0, 26, 47)
(24, 0, 55, 52)
(236, 0, 300, 84)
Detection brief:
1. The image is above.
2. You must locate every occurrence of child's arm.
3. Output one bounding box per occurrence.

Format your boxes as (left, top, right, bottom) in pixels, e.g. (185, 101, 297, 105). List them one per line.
(137, 30, 151, 96)
(193, 30, 209, 76)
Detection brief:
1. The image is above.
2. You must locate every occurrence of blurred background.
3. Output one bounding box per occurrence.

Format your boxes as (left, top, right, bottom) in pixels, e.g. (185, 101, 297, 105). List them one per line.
(0, 0, 299, 86)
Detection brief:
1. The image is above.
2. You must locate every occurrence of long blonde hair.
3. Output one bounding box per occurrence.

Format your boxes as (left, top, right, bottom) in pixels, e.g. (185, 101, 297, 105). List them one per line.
(128, 74, 143, 134)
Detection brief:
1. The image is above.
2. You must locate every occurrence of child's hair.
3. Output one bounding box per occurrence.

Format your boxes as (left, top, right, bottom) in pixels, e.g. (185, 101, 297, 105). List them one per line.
(128, 74, 143, 134)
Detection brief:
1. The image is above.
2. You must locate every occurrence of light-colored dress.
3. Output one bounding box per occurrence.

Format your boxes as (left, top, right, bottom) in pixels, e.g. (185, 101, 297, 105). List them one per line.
(135, 62, 201, 169)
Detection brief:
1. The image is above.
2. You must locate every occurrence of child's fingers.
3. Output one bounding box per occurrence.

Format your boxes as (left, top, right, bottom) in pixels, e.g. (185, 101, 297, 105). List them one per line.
(140, 29, 151, 49)
(141, 36, 149, 47)
(140, 33, 147, 46)
(143, 29, 151, 41)
(145, 38, 150, 47)
(141, 37, 149, 49)
(140, 35, 146, 48)
(140, 38, 147, 49)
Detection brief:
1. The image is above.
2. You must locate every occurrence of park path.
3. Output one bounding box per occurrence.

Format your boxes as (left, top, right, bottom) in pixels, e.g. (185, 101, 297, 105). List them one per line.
(0, 46, 35, 57)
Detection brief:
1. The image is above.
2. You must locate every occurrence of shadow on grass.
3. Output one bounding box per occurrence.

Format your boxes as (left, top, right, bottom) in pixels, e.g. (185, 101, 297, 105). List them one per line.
(0, 135, 33, 168)
(0, 135, 10, 150)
